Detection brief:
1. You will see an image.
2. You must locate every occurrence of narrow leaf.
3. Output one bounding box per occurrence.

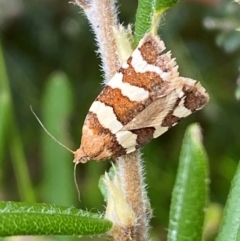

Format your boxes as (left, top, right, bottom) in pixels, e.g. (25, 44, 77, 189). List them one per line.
(41, 71, 75, 205)
(215, 161, 240, 241)
(168, 124, 209, 241)
(0, 42, 11, 177)
(0, 213, 112, 237)
(0, 42, 35, 202)
(134, 0, 154, 44)
(0, 201, 103, 219)
(134, 0, 179, 44)
(0, 92, 10, 164)
(0, 201, 112, 237)
(155, 0, 179, 11)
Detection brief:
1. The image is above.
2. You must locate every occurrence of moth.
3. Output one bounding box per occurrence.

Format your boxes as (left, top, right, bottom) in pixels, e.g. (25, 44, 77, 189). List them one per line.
(74, 34, 209, 164)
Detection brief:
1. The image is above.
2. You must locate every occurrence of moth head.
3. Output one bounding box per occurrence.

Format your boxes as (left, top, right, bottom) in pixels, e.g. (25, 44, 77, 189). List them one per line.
(73, 148, 90, 164)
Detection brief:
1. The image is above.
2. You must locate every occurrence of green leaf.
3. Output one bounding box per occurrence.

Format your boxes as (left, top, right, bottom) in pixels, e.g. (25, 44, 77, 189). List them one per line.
(41, 71, 75, 205)
(167, 124, 209, 241)
(9, 122, 37, 202)
(0, 201, 102, 218)
(155, 0, 179, 11)
(0, 201, 112, 237)
(134, 0, 179, 44)
(134, 0, 154, 44)
(215, 161, 240, 241)
(0, 92, 10, 162)
(0, 42, 11, 178)
(0, 41, 35, 202)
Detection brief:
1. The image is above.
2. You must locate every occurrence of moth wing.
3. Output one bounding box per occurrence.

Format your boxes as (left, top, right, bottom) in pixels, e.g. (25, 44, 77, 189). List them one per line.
(121, 89, 179, 131)
(121, 77, 209, 132)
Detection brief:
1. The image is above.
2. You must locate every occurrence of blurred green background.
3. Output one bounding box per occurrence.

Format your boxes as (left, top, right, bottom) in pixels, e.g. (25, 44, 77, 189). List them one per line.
(0, 0, 240, 240)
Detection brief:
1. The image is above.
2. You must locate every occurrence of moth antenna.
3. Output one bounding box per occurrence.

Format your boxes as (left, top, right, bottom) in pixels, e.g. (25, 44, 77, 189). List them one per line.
(30, 106, 74, 154)
(74, 162, 81, 202)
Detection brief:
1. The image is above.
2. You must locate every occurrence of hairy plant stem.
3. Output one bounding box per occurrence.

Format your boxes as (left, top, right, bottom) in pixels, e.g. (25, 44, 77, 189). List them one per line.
(74, 0, 120, 81)
(117, 152, 150, 241)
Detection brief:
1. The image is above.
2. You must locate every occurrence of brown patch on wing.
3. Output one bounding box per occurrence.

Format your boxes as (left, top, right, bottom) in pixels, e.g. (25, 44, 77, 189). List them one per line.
(138, 41, 158, 64)
(183, 84, 209, 111)
(162, 114, 180, 127)
(161, 82, 209, 128)
(119, 60, 165, 93)
(80, 112, 126, 161)
(161, 98, 181, 127)
(131, 127, 155, 147)
(97, 86, 145, 125)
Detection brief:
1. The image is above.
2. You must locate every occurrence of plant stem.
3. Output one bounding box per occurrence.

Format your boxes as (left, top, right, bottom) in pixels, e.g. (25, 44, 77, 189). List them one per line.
(117, 151, 150, 241)
(75, 0, 120, 81)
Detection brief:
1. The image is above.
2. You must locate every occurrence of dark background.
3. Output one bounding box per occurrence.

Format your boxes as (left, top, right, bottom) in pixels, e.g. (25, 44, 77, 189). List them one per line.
(0, 0, 240, 240)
